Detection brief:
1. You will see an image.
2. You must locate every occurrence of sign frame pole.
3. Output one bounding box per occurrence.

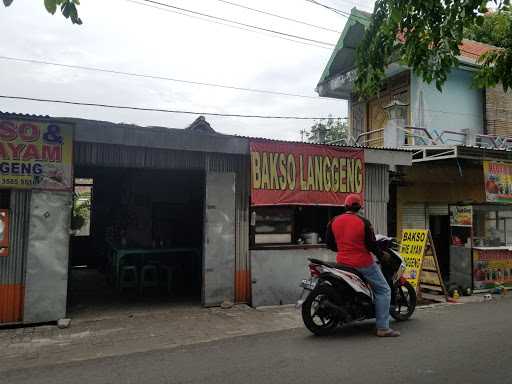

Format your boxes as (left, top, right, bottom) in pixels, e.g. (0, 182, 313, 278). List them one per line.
(421, 231, 448, 300)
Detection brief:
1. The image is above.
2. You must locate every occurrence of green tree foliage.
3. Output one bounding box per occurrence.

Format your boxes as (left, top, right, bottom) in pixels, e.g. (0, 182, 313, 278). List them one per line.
(465, 10, 512, 47)
(71, 191, 90, 231)
(355, 1, 512, 99)
(306, 118, 349, 144)
(3, 0, 82, 24)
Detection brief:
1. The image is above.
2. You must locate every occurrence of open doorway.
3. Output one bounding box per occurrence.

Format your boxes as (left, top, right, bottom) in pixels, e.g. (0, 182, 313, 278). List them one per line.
(429, 215, 450, 281)
(70, 178, 93, 266)
(68, 167, 205, 318)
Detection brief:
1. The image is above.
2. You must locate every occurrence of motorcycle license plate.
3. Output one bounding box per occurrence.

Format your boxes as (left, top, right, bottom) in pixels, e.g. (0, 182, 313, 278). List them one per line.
(296, 279, 317, 308)
(300, 278, 317, 290)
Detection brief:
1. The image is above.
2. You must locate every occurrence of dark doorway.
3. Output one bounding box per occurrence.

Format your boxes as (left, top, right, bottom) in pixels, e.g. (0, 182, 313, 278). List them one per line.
(68, 167, 205, 318)
(429, 215, 450, 281)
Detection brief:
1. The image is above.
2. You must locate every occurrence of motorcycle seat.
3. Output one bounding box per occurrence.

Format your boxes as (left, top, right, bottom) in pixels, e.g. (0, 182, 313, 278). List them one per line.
(308, 258, 367, 282)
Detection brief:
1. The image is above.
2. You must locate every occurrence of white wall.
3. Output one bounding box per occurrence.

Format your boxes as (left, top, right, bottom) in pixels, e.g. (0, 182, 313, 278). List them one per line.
(410, 68, 484, 137)
(251, 248, 335, 307)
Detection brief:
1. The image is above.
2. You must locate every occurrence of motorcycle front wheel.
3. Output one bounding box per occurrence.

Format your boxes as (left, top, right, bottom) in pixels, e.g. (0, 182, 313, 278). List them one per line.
(390, 280, 416, 321)
(301, 285, 338, 336)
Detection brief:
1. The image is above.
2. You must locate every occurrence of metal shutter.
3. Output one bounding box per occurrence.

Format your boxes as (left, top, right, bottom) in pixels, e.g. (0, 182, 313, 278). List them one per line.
(427, 204, 448, 217)
(402, 204, 427, 230)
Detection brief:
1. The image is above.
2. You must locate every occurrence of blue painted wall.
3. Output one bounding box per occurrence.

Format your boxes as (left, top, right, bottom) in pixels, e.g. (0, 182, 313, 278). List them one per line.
(410, 68, 484, 137)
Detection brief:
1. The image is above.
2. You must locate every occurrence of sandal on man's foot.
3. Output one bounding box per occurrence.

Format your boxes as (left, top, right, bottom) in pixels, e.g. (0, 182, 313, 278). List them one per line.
(376, 328, 400, 337)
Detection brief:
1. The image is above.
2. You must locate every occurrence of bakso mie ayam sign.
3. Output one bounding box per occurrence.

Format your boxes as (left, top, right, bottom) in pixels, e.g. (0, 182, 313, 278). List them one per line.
(0, 117, 73, 191)
(250, 140, 364, 206)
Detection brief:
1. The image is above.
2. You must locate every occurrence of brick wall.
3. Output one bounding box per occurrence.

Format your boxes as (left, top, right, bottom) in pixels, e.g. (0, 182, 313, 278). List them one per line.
(485, 85, 512, 136)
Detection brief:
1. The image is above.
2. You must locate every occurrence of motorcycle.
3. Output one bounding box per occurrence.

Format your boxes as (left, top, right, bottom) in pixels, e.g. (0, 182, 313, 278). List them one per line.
(297, 235, 416, 336)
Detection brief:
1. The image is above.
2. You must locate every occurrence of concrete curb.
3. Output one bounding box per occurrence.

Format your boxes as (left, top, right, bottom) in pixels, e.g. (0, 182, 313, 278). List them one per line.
(417, 293, 512, 309)
(256, 304, 297, 311)
(417, 302, 456, 309)
(258, 292, 507, 311)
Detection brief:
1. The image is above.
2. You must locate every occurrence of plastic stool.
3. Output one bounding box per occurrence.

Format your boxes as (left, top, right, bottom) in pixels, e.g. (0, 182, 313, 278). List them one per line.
(119, 266, 138, 292)
(140, 264, 159, 294)
(160, 265, 174, 295)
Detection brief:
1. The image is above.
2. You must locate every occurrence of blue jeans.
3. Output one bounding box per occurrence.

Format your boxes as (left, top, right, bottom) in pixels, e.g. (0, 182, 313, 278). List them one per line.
(356, 263, 391, 330)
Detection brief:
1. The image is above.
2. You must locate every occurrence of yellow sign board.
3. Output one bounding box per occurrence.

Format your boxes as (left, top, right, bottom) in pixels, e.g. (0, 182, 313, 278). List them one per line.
(399, 229, 429, 290)
(399, 229, 448, 300)
(0, 118, 73, 191)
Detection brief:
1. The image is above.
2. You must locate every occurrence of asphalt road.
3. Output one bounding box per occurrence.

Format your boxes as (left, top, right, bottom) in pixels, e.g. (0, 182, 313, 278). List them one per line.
(2, 298, 512, 384)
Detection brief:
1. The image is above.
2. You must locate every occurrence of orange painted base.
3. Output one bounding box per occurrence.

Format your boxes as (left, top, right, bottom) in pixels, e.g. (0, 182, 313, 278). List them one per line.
(235, 270, 251, 304)
(0, 284, 24, 323)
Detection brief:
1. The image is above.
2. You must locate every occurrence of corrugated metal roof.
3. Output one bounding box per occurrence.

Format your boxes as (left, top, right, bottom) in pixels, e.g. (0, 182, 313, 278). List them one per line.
(238, 135, 412, 152)
(0, 111, 50, 119)
(61, 116, 182, 135)
(410, 144, 512, 163)
(0, 111, 410, 153)
(456, 144, 512, 153)
(409, 144, 512, 153)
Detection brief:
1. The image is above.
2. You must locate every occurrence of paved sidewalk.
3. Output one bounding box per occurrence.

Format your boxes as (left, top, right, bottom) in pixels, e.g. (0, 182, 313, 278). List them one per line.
(0, 304, 302, 371)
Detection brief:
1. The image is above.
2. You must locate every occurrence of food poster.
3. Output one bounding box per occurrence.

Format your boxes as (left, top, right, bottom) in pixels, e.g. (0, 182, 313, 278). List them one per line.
(450, 205, 473, 227)
(484, 161, 512, 203)
(473, 248, 512, 289)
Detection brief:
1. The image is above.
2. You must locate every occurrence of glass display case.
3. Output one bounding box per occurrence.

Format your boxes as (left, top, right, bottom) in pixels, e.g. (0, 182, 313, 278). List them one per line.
(472, 205, 512, 247)
(450, 204, 512, 291)
(253, 207, 294, 245)
(251, 206, 345, 248)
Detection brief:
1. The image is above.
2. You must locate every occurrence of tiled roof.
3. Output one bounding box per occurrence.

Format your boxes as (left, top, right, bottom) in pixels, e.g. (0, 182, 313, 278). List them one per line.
(237, 135, 413, 152)
(318, 9, 498, 87)
(459, 39, 495, 60)
(396, 35, 495, 60)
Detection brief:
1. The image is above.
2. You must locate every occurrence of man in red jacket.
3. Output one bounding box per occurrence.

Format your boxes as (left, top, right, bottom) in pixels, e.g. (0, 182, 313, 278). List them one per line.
(331, 194, 400, 337)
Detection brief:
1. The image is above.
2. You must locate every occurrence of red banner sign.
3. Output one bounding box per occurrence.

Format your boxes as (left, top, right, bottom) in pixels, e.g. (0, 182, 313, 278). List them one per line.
(250, 140, 364, 206)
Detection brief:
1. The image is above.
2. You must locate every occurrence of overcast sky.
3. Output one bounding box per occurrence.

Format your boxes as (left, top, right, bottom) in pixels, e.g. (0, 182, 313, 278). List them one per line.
(0, 0, 374, 140)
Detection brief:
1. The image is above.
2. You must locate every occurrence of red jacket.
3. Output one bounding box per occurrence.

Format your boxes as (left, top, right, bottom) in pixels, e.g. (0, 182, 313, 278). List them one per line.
(331, 212, 379, 268)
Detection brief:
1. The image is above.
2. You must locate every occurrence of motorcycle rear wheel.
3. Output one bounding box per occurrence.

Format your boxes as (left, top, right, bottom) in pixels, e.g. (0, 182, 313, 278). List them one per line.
(390, 281, 416, 321)
(301, 285, 338, 336)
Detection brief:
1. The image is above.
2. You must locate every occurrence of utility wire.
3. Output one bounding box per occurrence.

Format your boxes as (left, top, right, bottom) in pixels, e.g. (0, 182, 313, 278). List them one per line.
(306, 0, 352, 17)
(0, 55, 323, 100)
(329, 0, 373, 12)
(133, 0, 336, 47)
(212, 0, 341, 33)
(0, 95, 348, 120)
(305, 0, 372, 22)
(126, 0, 332, 50)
